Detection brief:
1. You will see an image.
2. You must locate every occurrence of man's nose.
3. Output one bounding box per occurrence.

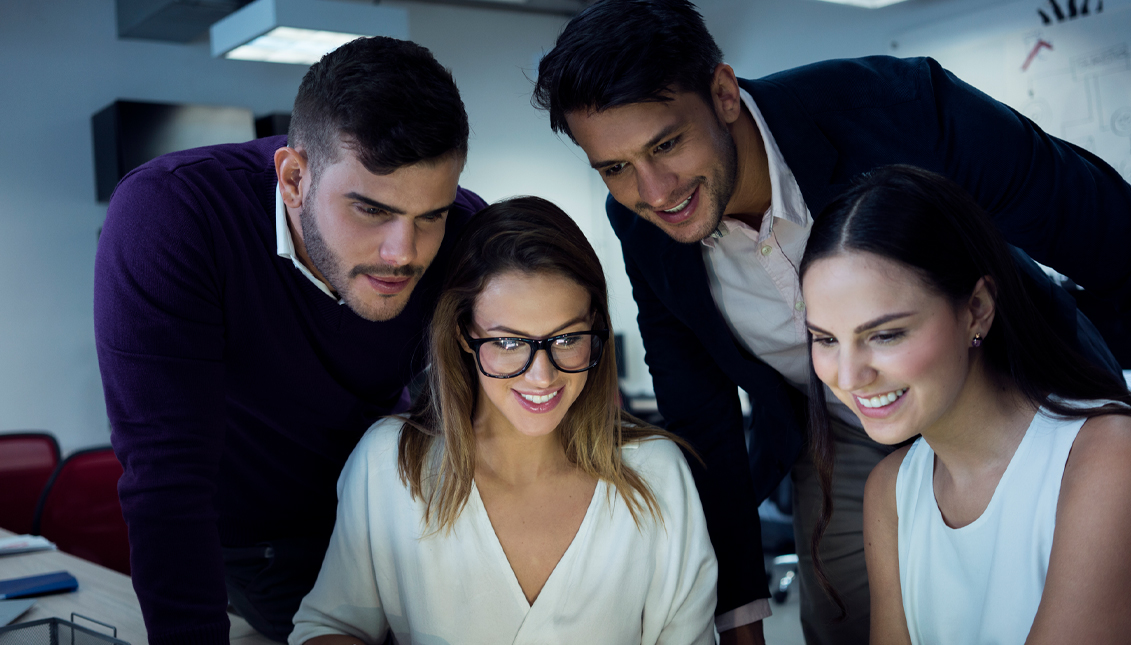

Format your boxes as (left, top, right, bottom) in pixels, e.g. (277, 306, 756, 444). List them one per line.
(636, 162, 678, 209)
(379, 217, 417, 267)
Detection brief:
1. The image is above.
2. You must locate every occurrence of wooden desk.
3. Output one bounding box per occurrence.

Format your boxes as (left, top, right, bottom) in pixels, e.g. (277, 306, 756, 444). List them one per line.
(0, 528, 274, 645)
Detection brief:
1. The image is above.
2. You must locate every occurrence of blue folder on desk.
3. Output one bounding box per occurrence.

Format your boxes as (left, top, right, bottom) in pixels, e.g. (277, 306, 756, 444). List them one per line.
(0, 572, 78, 599)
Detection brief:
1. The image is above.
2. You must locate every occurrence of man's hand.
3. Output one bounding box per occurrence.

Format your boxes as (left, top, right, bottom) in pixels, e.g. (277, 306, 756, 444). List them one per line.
(719, 620, 767, 645)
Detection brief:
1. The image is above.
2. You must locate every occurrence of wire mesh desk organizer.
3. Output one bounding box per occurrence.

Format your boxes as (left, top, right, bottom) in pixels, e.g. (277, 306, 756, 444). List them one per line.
(0, 613, 129, 644)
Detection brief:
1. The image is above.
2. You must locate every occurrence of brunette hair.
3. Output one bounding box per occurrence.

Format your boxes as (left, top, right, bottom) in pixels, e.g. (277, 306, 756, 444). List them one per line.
(799, 165, 1130, 615)
(397, 196, 674, 532)
(532, 0, 723, 142)
(289, 36, 468, 177)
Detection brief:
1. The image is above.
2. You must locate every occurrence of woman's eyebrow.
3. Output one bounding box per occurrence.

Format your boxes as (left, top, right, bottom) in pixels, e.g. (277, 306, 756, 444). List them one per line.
(806, 312, 914, 336)
(486, 315, 591, 338)
(853, 312, 914, 333)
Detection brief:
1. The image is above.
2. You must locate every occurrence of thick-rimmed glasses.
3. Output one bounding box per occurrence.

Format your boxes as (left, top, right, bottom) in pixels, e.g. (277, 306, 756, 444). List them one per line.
(462, 329, 609, 379)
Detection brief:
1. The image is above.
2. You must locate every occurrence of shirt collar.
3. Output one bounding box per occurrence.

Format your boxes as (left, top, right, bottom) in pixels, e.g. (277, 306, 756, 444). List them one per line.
(702, 88, 811, 248)
(275, 184, 343, 303)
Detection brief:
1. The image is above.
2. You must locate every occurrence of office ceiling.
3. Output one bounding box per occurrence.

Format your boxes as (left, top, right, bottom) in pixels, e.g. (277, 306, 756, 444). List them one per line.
(116, 0, 588, 43)
(403, 0, 590, 17)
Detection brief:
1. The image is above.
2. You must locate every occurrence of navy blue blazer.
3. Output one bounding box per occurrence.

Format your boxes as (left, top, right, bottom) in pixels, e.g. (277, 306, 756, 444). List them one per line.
(607, 56, 1131, 615)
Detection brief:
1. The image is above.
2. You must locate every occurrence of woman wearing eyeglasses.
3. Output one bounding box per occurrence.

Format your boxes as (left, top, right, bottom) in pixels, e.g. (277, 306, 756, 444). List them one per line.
(289, 196, 718, 645)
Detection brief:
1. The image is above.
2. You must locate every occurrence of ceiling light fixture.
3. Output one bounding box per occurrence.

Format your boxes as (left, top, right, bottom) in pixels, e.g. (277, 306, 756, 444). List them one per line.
(813, 0, 910, 8)
(210, 0, 409, 65)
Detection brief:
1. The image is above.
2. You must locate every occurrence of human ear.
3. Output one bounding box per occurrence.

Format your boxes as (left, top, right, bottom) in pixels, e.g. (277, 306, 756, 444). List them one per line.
(273, 146, 309, 210)
(457, 324, 474, 354)
(966, 276, 997, 338)
(710, 63, 744, 126)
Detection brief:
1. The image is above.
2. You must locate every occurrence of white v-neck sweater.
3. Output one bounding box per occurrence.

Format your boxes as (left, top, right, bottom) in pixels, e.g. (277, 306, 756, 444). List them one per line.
(290, 417, 718, 645)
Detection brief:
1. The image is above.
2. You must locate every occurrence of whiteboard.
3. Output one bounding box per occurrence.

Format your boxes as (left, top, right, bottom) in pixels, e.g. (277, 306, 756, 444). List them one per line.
(894, 5, 1131, 183)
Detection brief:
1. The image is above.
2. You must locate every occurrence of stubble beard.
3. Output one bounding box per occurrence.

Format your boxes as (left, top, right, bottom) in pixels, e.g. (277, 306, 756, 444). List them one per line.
(298, 182, 423, 322)
(637, 119, 739, 244)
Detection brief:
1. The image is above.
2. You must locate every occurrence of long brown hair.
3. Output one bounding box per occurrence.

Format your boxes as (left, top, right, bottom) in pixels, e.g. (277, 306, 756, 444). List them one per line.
(799, 165, 1131, 616)
(398, 196, 675, 532)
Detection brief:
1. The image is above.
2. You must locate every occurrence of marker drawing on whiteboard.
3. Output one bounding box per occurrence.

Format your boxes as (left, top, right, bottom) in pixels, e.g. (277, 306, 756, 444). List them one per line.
(1023, 39, 1054, 71)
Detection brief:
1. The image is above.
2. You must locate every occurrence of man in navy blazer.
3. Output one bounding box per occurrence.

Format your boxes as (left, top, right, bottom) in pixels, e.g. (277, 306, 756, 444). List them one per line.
(533, 1, 1130, 643)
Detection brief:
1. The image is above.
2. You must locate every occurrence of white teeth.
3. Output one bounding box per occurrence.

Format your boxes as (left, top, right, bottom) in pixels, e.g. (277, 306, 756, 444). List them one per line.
(662, 196, 692, 213)
(520, 391, 559, 404)
(857, 388, 907, 409)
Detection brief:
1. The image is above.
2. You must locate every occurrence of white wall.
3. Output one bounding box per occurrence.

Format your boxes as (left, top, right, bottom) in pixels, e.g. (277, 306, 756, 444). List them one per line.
(0, 1, 580, 454)
(546, 0, 1131, 398)
(0, 2, 300, 455)
(6, 0, 1123, 452)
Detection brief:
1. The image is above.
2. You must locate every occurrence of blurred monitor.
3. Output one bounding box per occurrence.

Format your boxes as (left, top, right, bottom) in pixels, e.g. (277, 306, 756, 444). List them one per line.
(256, 113, 291, 139)
(92, 100, 255, 202)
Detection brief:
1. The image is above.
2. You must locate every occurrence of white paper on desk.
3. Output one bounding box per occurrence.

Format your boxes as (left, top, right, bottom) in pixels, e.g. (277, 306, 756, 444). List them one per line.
(0, 598, 36, 626)
(0, 535, 57, 556)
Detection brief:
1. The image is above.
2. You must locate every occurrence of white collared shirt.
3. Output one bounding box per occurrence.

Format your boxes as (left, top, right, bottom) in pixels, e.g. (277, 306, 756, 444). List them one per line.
(702, 90, 859, 429)
(275, 184, 344, 304)
(704, 90, 860, 632)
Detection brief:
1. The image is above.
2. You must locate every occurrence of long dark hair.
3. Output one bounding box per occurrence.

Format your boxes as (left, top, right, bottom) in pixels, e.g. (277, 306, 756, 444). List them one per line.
(397, 196, 675, 532)
(798, 165, 1130, 614)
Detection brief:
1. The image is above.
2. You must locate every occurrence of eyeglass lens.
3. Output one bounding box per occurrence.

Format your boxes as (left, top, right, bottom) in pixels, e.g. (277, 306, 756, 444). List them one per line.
(478, 333, 600, 376)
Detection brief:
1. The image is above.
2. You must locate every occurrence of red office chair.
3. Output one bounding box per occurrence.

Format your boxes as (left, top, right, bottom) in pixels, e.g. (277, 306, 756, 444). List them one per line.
(0, 432, 61, 535)
(32, 447, 130, 575)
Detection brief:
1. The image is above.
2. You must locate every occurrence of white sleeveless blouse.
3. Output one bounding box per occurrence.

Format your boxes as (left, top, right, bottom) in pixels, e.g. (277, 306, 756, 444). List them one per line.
(895, 405, 1086, 644)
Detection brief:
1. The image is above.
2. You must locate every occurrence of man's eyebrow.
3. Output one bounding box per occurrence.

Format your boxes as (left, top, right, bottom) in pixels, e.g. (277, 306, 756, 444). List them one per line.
(487, 315, 591, 338)
(588, 123, 683, 170)
(344, 193, 456, 218)
(420, 200, 457, 219)
(806, 312, 914, 336)
(344, 192, 404, 215)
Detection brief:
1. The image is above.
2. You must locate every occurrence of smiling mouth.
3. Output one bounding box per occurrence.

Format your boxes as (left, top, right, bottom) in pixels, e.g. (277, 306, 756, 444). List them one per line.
(662, 195, 692, 213)
(855, 388, 908, 409)
(519, 391, 559, 404)
(649, 185, 700, 225)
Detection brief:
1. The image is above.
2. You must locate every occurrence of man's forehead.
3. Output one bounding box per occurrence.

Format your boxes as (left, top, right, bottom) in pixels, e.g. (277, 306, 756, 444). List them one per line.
(328, 135, 465, 175)
(566, 99, 691, 160)
(323, 153, 461, 213)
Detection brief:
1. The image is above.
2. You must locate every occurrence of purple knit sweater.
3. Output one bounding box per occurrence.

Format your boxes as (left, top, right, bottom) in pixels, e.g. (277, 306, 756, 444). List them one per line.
(93, 136, 484, 644)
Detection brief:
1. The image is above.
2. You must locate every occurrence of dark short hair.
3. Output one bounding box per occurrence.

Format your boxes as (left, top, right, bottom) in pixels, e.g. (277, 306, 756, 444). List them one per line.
(532, 0, 723, 142)
(289, 36, 469, 176)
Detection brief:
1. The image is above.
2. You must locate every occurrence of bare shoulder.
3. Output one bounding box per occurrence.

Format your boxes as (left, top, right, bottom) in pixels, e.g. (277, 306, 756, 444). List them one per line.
(865, 443, 914, 505)
(1025, 412, 1131, 643)
(1072, 411, 1131, 449)
(1062, 412, 1131, 492)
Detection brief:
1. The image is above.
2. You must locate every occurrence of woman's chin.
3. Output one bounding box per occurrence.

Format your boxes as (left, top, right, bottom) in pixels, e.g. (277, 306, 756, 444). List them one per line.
(859, 418, 919, 446)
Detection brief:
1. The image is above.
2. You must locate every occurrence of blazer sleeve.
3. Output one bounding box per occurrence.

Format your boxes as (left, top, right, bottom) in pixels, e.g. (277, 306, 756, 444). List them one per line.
(622, 247, 771, 614)
(290, 427, 388, 645)
(922, 57, 1131, 362)
(94, 167, 232, 644)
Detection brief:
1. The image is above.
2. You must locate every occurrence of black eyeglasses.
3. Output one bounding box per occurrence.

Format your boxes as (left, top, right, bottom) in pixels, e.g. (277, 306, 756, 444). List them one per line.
(462, 329, 609, 379)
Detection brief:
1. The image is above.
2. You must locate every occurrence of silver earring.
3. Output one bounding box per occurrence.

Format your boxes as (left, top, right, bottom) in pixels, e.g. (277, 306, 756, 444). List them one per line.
(971, 333, 983, 348)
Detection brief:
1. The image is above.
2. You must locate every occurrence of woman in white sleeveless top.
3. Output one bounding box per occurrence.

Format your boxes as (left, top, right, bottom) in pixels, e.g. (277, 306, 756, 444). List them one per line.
(797, 166, 1131, 644)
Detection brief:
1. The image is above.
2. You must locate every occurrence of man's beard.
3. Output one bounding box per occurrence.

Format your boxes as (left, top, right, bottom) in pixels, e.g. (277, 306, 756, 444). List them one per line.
(635, 118, 739, 244)
(299, 182, 424, 322)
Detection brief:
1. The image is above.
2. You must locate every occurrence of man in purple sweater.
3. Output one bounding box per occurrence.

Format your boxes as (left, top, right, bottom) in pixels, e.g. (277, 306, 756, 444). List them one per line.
(94, 37, 485, 644)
